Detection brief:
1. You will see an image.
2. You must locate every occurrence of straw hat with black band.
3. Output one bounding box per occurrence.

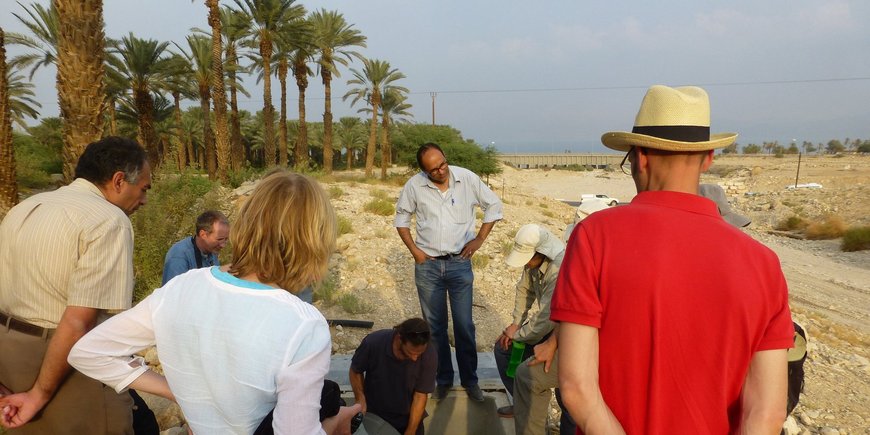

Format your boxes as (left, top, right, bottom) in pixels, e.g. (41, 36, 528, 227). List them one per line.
(601, 85, 737, 152)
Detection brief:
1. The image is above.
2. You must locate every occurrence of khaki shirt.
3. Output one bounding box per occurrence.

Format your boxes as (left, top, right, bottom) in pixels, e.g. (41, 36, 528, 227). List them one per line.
(0, 178, 134, 328)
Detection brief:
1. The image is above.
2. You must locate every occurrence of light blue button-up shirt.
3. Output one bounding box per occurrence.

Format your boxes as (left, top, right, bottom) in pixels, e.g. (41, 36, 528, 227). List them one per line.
(394, 165, 503, 257)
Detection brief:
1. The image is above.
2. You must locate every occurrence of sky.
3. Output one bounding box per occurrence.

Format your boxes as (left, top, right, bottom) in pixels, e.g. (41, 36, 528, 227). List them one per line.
(2, 0, 869, 153)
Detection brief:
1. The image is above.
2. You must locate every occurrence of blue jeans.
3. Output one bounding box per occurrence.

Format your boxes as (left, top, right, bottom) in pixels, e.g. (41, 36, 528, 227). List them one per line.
(414, 256, 477, 387)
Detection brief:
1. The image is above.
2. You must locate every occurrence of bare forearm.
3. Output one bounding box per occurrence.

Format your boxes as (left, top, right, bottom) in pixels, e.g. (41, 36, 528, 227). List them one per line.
(34, 307, 99, 398)
(128, 370, 174, 402)
(348, 369, 367, 412)
(397, 228, 422, 256)
(404, 392, 428, 435)
(476, 221, 496, 242)
(738, 349, 788, 435)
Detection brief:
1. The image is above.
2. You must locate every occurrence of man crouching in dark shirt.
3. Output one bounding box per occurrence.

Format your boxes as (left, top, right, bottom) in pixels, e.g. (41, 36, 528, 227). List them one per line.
(349, 318, 437, 435)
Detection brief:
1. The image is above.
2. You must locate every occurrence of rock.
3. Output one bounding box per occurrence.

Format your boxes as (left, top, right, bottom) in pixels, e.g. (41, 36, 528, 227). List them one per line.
(781, 416, 800, 435)
(819, 427, 840, 435)
(160, 426, 189, 435)
(139, 391, 185, 430)
(798, 412, 815, 426)
(143, 347, 159, 366)
(350, 279, 368, 292)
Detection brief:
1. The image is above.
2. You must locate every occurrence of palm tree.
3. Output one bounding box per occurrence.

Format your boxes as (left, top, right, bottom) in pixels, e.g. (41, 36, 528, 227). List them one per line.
(376, 89, 412, 178)
(290, 38, 314, 169)
(163, 54, 197, 170)
(0, 28, 19, 216)
(310, 9, 366, 174)
(7, 2, 58, 80)
(205, 0, 230, 183)
(343, 58, 407, 177)
(54, 0, 108, 182)
(234, 0, 305, 167)
(6, 69, 42, 129)
(174, 35, 217, 177)
(108, 33, 177, 168)
(335, 116, 365, 170)
(220, 6, 250, 170)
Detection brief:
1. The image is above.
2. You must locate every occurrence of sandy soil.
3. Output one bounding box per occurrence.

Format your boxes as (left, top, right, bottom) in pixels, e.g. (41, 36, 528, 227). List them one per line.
(319, 154, 870, 434)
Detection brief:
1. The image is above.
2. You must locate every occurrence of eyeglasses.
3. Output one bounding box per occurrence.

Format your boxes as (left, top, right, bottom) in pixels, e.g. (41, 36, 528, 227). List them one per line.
(619, 147, 634, 175)
(426, 160, 448, 177)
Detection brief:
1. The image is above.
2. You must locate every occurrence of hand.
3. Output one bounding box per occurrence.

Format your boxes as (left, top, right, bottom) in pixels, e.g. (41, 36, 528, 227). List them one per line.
(498, 324, 520, 350)
(0, 383, 12, 397)
(322, 403, 363, 435)
(0, 389, 50, 429)
(411, 249, 431, 265)
(527, 339, 557, 373)
(460, 237, 484, 259)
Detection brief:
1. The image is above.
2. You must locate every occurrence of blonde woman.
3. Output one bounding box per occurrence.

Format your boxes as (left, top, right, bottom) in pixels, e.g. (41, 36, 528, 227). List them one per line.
(68, 171, 358, 434)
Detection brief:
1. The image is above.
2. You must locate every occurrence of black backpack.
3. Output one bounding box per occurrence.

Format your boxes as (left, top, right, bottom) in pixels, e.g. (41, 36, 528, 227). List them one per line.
(786, 322, 808, 415)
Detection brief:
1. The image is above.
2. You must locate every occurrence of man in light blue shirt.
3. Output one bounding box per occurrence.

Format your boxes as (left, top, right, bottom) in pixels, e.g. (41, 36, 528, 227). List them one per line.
(394, 142, 503, 402)
(161, 211, 229, 285)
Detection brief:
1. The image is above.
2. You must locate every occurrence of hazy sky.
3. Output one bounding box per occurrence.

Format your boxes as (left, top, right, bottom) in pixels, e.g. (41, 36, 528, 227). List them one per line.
(3, 0, 869, 152)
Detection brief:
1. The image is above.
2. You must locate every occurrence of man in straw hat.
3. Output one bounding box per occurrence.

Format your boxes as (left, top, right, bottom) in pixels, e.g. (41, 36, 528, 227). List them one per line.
(551, 85, 794, 434)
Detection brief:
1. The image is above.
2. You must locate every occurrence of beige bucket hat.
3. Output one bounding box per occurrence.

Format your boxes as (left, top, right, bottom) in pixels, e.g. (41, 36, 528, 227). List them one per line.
(601, 85, 737, 152)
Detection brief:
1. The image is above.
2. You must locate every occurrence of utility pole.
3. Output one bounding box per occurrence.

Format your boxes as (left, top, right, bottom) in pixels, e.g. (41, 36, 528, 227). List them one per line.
(430, 92, 437, 126)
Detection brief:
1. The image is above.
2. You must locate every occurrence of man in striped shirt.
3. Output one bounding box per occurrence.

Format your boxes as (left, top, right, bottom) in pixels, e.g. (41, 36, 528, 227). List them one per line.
(395, 142, 503, 403)
(0, 137, 151, 434)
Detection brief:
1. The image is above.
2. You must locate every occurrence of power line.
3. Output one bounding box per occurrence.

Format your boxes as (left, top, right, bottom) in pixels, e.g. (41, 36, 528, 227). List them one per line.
(231, 76, 870, 104)
(405, 76, 870, 96)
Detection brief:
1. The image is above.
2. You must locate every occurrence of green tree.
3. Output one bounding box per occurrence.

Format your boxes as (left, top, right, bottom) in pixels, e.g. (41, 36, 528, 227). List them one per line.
(826, 139, 844, 154)
(721, 142, 738, 154)
(310, 9, 366, 174)
(290, 18, 315, 169)
(5, 68, 42, 129)
(7, 1, 58, 80)
(335, 116, 365, 170)
(1, 29, 18, 215)
(174, 35, 217, 177)
(343, 58, 406, 177)
(220, 6, 251, 170)
(108, 33, 178, 168)
(234, 0, 305, 167)
(204, 0, 231, 184)
(742, 143, 761, 154)
(359, 88, 412, 178)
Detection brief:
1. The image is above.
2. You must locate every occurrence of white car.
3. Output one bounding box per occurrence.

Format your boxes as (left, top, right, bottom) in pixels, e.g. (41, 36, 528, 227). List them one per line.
(580, 194, 619, 207)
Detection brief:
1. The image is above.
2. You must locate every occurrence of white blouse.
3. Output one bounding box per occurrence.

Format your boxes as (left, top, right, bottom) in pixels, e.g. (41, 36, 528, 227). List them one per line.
(69, 267, 331, 435)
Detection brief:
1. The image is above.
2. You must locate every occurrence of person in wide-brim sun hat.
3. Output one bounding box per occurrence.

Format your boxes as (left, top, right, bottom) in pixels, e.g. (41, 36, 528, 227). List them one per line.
(601, 85, 737, 152)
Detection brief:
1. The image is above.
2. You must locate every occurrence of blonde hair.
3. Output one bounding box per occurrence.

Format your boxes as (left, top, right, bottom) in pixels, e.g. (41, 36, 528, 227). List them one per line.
(228, 171, 336, 293)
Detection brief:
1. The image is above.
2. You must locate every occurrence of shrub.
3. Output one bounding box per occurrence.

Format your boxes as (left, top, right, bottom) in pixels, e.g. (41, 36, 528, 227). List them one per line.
(337, 293, 372, 314)
(841, 226, 870, 252)
(370, 189, 390, 201)
(337, 215, 353, 235)
(471, 254, 490, 270)
(364, 198, 395, 216)
(328, 185, 344, 199)
(131, 171, 223, 301)
(226, 164, 264, 189)
(500, 240, 514, 256)
(804, 215, 846, 240)
(542, 210, 555, 218)
(313, 274, 339, 305)
(775, 215, 808, 231)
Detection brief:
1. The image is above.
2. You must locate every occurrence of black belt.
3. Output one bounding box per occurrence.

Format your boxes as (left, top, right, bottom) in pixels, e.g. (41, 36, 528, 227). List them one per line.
(433, 253, 462, 260)
(0, 311, 55, 339)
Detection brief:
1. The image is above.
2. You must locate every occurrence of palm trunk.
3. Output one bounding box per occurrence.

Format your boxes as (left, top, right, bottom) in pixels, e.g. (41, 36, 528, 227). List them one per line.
(207, 0, 230, 183)
(134, 87, 159, 169)
(278, 58, 288, 167)
(346, 144, 352, 170)
(380, 114, 390, 180)
(0, 29, 18, 215)
(293, 55, 308, 169)
(322, 70, 333, 173)
(56, 0, 107, 183)
(172, 91, 186, 169)
(227, 43, 244, 170)
(200, 85, 216, 178)
(364, 94, 379, 177)
(260, 38, 275, 166)
(108, 98, 117, 136)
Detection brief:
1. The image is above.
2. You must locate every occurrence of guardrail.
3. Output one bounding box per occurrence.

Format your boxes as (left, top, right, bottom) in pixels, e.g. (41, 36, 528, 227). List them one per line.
(499, 153, 622, 169)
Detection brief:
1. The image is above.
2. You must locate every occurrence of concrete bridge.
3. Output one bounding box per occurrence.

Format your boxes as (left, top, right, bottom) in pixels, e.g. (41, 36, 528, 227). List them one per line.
(499, 153, 622, 169)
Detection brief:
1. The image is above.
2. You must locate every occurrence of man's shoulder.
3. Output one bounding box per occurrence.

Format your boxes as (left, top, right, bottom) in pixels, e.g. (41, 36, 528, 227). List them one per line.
(450, 165, 479, 181)
(165, 238, 194, 258)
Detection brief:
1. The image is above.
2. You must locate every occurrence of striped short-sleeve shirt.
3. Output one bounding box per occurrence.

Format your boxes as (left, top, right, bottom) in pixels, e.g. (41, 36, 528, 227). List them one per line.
(0, 178, 134, 328)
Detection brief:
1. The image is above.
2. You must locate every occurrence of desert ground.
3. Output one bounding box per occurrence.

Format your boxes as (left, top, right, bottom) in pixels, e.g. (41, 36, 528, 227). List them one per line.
(145, 154, 869, 434)
(314, 153, 869, 434)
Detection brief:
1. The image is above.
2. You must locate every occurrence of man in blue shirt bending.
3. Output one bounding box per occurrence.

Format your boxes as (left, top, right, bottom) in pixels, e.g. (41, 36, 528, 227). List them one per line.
(162, 210, 229, 285)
